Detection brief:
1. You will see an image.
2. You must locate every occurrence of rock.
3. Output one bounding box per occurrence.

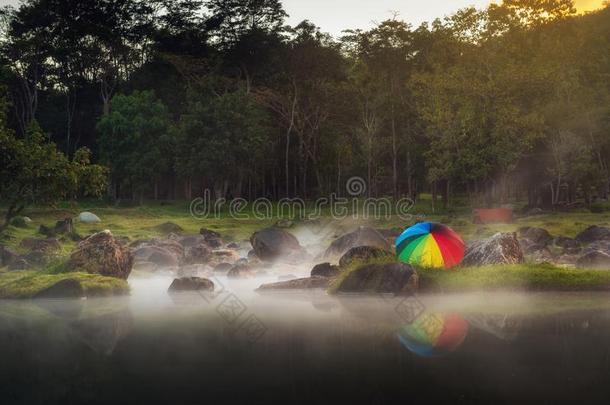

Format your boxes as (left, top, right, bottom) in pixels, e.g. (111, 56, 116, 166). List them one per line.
(527, 248, 555, 264)
(311, 262, 340, 278)
(586, 241, 610, 255)
(333, 263, 418, 295)
(168, 277, 214, 292)
(227, 242, 240, 249)
(21, 250, 50, 266)
(213, 262, 233, 272)
(338, 246, 394, 268)
(8, 258, 30, 271)
(200, 228, 221, 239)
(227, 263, 254, 279)
(576, 225, 610, 244)
(0, 245, 21, 267)
(34, 279, 84, 299)
(210, 249, 240, 264)
(78, 212, 101, 223)
(67, 230, 134, 279)
(154, 222, 183, 235)
(200, 228, 222, 247)
(554, 236, 581, 250)
(250, 227, 304, 262)
(53, 218, 74, 235)
(19, 237, 61, 253)
(556, 254, 579, 265)
(177, 235, 205, 248)
(9, 216, 29, 228)
(518, 227, 552, 246)
(257, 276, 332, 291)
(462, 233, 524, 266)
(576, 251, 610, 270)
(184, 244, 211, 265)
(133, 238, 185, 268)
(519, 239, 548, 254)
(323, 227, 391, 262)
(147, 248, 180, 267)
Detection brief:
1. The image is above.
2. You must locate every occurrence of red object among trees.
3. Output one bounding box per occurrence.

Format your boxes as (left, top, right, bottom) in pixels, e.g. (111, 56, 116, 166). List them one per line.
(473, 208, 514, 224)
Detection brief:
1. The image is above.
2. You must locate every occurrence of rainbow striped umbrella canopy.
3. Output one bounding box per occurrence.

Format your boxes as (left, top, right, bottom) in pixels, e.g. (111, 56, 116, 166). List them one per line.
(395, 222, 465, 269)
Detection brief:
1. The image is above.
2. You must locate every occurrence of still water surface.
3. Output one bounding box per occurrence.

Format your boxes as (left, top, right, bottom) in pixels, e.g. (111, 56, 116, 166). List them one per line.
(2, 274, 610, 404)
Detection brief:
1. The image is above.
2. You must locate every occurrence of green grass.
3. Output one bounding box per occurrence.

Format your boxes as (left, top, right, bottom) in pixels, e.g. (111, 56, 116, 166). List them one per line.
(0, 270, 129, 299)
(328, 256, 610, 293)
(2, 199, 610, 298)
(419, 264, 610, 292)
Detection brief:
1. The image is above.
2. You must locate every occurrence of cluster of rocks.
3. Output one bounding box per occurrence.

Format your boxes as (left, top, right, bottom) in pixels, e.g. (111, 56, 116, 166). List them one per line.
(515, 225, 610, 269)
(131, 225, 253, 278)
(6, 210, 610, 299)
(256, 227, 418, 295)
(0, 236, 63, 270)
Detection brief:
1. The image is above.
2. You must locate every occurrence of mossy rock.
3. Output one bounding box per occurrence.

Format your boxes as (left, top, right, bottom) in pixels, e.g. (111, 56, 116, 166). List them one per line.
(10, 216, 29, 228)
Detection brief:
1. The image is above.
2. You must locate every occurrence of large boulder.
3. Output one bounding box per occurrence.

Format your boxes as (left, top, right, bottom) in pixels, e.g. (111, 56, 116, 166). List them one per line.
(78, 212, 101, 223)
(133, 246, 180, 268)
(323, 227, 391, 262)
(132, 237, 185, 269)
(338, 246, 393, 268)
(311, 262, 340, 278)
(554, 236, 581, 252)
(462, 233, 524, 266)
(333, 262, 418, 295)
(576, 226, 610, 244)
(168, 277, 214, 292)
(250, 227, 305, 262)
(576, 251, 610, 270)
(67, 230, 134, 279)
(518, 227, 552, 246)
(257, 276, 332, 291)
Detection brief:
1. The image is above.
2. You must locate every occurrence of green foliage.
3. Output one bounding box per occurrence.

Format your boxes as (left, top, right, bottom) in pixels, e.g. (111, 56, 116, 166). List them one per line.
(97, 90, 172, 196)
(174, 89, 271, 189)
(0, 98, 107, 230)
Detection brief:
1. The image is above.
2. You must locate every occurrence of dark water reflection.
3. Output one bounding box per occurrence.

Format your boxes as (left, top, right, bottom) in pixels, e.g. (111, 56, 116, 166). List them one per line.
(2, 276, 610, 404)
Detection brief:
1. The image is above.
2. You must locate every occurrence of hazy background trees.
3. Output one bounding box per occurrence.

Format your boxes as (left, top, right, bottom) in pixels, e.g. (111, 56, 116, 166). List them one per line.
(0, 0, 608, 209)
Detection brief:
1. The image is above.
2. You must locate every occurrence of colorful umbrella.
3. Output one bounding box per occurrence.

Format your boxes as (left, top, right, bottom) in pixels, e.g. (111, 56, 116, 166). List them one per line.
(398, 313, 469, 358)
(395, 222, 465, 269)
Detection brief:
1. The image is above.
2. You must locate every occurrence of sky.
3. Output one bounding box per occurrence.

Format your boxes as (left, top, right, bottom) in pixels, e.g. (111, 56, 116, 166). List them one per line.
(0, 0, 604, 38)
(282, 0, 606, 37)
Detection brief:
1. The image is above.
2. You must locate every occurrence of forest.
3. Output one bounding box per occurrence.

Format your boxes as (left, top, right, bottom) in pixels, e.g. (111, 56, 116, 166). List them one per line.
(1, 0, 609, 209)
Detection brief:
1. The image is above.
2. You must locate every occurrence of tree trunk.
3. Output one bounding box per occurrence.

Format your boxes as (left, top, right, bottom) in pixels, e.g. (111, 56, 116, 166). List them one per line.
(391, 104, 398, 199)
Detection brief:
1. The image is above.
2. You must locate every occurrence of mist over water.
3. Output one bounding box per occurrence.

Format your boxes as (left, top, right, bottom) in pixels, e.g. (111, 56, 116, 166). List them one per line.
(3, 271, 610, 404)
